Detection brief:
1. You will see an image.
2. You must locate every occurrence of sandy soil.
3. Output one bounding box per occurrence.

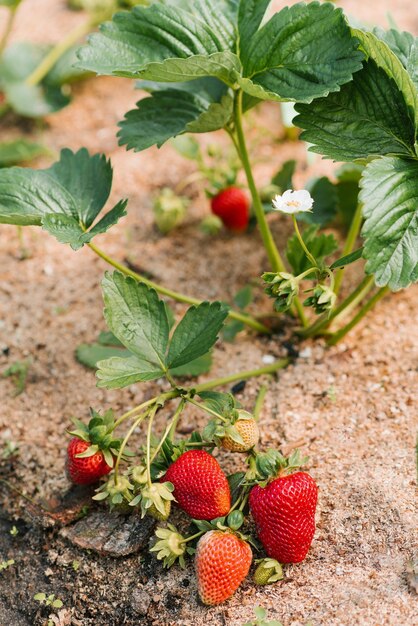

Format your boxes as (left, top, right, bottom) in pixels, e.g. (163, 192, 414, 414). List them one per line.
(0, 1, 417, 625)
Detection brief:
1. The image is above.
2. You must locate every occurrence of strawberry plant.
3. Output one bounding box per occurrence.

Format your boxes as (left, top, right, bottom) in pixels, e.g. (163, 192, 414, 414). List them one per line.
(0, 0, 417, 609)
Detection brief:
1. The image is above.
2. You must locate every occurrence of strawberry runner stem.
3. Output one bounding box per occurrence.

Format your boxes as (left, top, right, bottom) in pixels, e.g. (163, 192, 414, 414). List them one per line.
(87, 242, 270, 335)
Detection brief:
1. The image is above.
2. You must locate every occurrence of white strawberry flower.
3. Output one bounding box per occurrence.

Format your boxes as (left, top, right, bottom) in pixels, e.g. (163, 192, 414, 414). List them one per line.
(272, 189, 314, 214)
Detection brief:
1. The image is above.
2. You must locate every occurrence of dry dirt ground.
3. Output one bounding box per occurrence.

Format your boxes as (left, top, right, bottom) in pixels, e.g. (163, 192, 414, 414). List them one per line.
(0, 1, 417, 625)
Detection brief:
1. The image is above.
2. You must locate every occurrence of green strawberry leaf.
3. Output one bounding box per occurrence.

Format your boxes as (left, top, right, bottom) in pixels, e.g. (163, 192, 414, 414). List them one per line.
(0, 149, 127, 246)
(360, 156, 418, 290)
(286, 225, 338, 274)
(96, 355, 166, 389)
(0, 139, 49, 168)
(77, 2, 240, 85)
(118, 83, 232, 152)
(167, 301, 228, 369)
(372, 27, 418, 89)
(295, 30, 418, 161)
(237, 0, 270, 49)
(295, 59, 416, 162)
(102, 272, 169, 369)
(238, 2, 363, 103)
(48, 148, 113, 228)
(169, 352, 213, 377)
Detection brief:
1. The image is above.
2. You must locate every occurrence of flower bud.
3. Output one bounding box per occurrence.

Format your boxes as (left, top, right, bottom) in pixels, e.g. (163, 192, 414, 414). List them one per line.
(304, 284, 336, 314)
(263, 272, 299, 312)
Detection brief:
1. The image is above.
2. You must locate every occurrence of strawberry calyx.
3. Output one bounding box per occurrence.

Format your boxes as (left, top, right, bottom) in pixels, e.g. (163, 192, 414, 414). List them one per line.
(93, 473, 134, 509)
(251, 449, 309, 484)
(202, 409, 255, 449)
(253, 558, 284, 585)
(150, 524, 195, 568)
(131, 481, 175, 519)
(67, 408, 130, 468)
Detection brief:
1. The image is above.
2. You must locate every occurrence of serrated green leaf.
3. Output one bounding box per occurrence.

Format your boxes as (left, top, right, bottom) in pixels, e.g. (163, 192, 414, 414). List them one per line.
(102, 272, 169, 370)
(76, 343, 131, 369)
(300, 176, 338, 227)
(360, 156, 418, 290)
(286, 225, 338, 274)
(41, 213, 86, 250)
(48, 148, 113, 228)
(77, 3, 240, 85)
(0, 140, 49, 168)
(169, 352, 212, 377)
(0, 150, 127, 244)
(0, 168, 78, 226)
(239, 2, 363, 103)
(96, 355, 165, 389)
(353, 29, 418, 131)
(118, 85, 232, 152)
(237, 0, 270, 49)
(295, 58, 416, 162)
(167, 301, 228, 369)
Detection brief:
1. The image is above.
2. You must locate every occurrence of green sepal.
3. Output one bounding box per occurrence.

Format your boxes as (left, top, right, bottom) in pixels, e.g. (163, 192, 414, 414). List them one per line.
(74, 444, 99, 459)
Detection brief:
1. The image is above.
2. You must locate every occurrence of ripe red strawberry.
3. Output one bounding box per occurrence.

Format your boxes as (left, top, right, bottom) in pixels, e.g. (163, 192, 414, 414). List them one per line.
(211, 187, 250, 232)
(195, 530, 252, 605)
(163, 450, 231, 520)
(249, 471, 318, 563)
(66, 437, 112, 485)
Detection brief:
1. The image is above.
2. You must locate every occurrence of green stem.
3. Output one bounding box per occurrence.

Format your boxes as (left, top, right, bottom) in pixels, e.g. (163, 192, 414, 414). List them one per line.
(145, 405, 158, 488)
(152, 400, 185, 461)
(300, 275, 374, 338)
(113, 397, 160, 430)
(87, 242, 270, 335)
(187, 396, 227, 422)
(25, 19, 94, 87)
(182, 530, 205, 544)
(0, 6, 17, 57)
(194, 358, 289, 393)
(333, 203, 363, 296)
(233, 90, 285, 273)
(292, 215, 318, 269)
(327, 287, 389, 346)
(253, 384, 268, 422)
(114, 410, 149, 484)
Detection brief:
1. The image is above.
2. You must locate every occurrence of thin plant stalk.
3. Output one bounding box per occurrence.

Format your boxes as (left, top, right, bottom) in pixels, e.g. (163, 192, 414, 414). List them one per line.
(114, 410, 149, 484)
(194, 358, 289, 392)
(25, 19, 94, 86)
(327, 287, 389, 346)
(253, 383, 268, 422)
(233, 90, 285, 274)
(87, 241, 270, 334)
(333, 203, 363, 295)
(292, 215, 318, 269)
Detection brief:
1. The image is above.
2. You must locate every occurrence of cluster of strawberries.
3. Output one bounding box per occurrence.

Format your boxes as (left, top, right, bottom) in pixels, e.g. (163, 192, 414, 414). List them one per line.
(66, 410, 318, 606)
